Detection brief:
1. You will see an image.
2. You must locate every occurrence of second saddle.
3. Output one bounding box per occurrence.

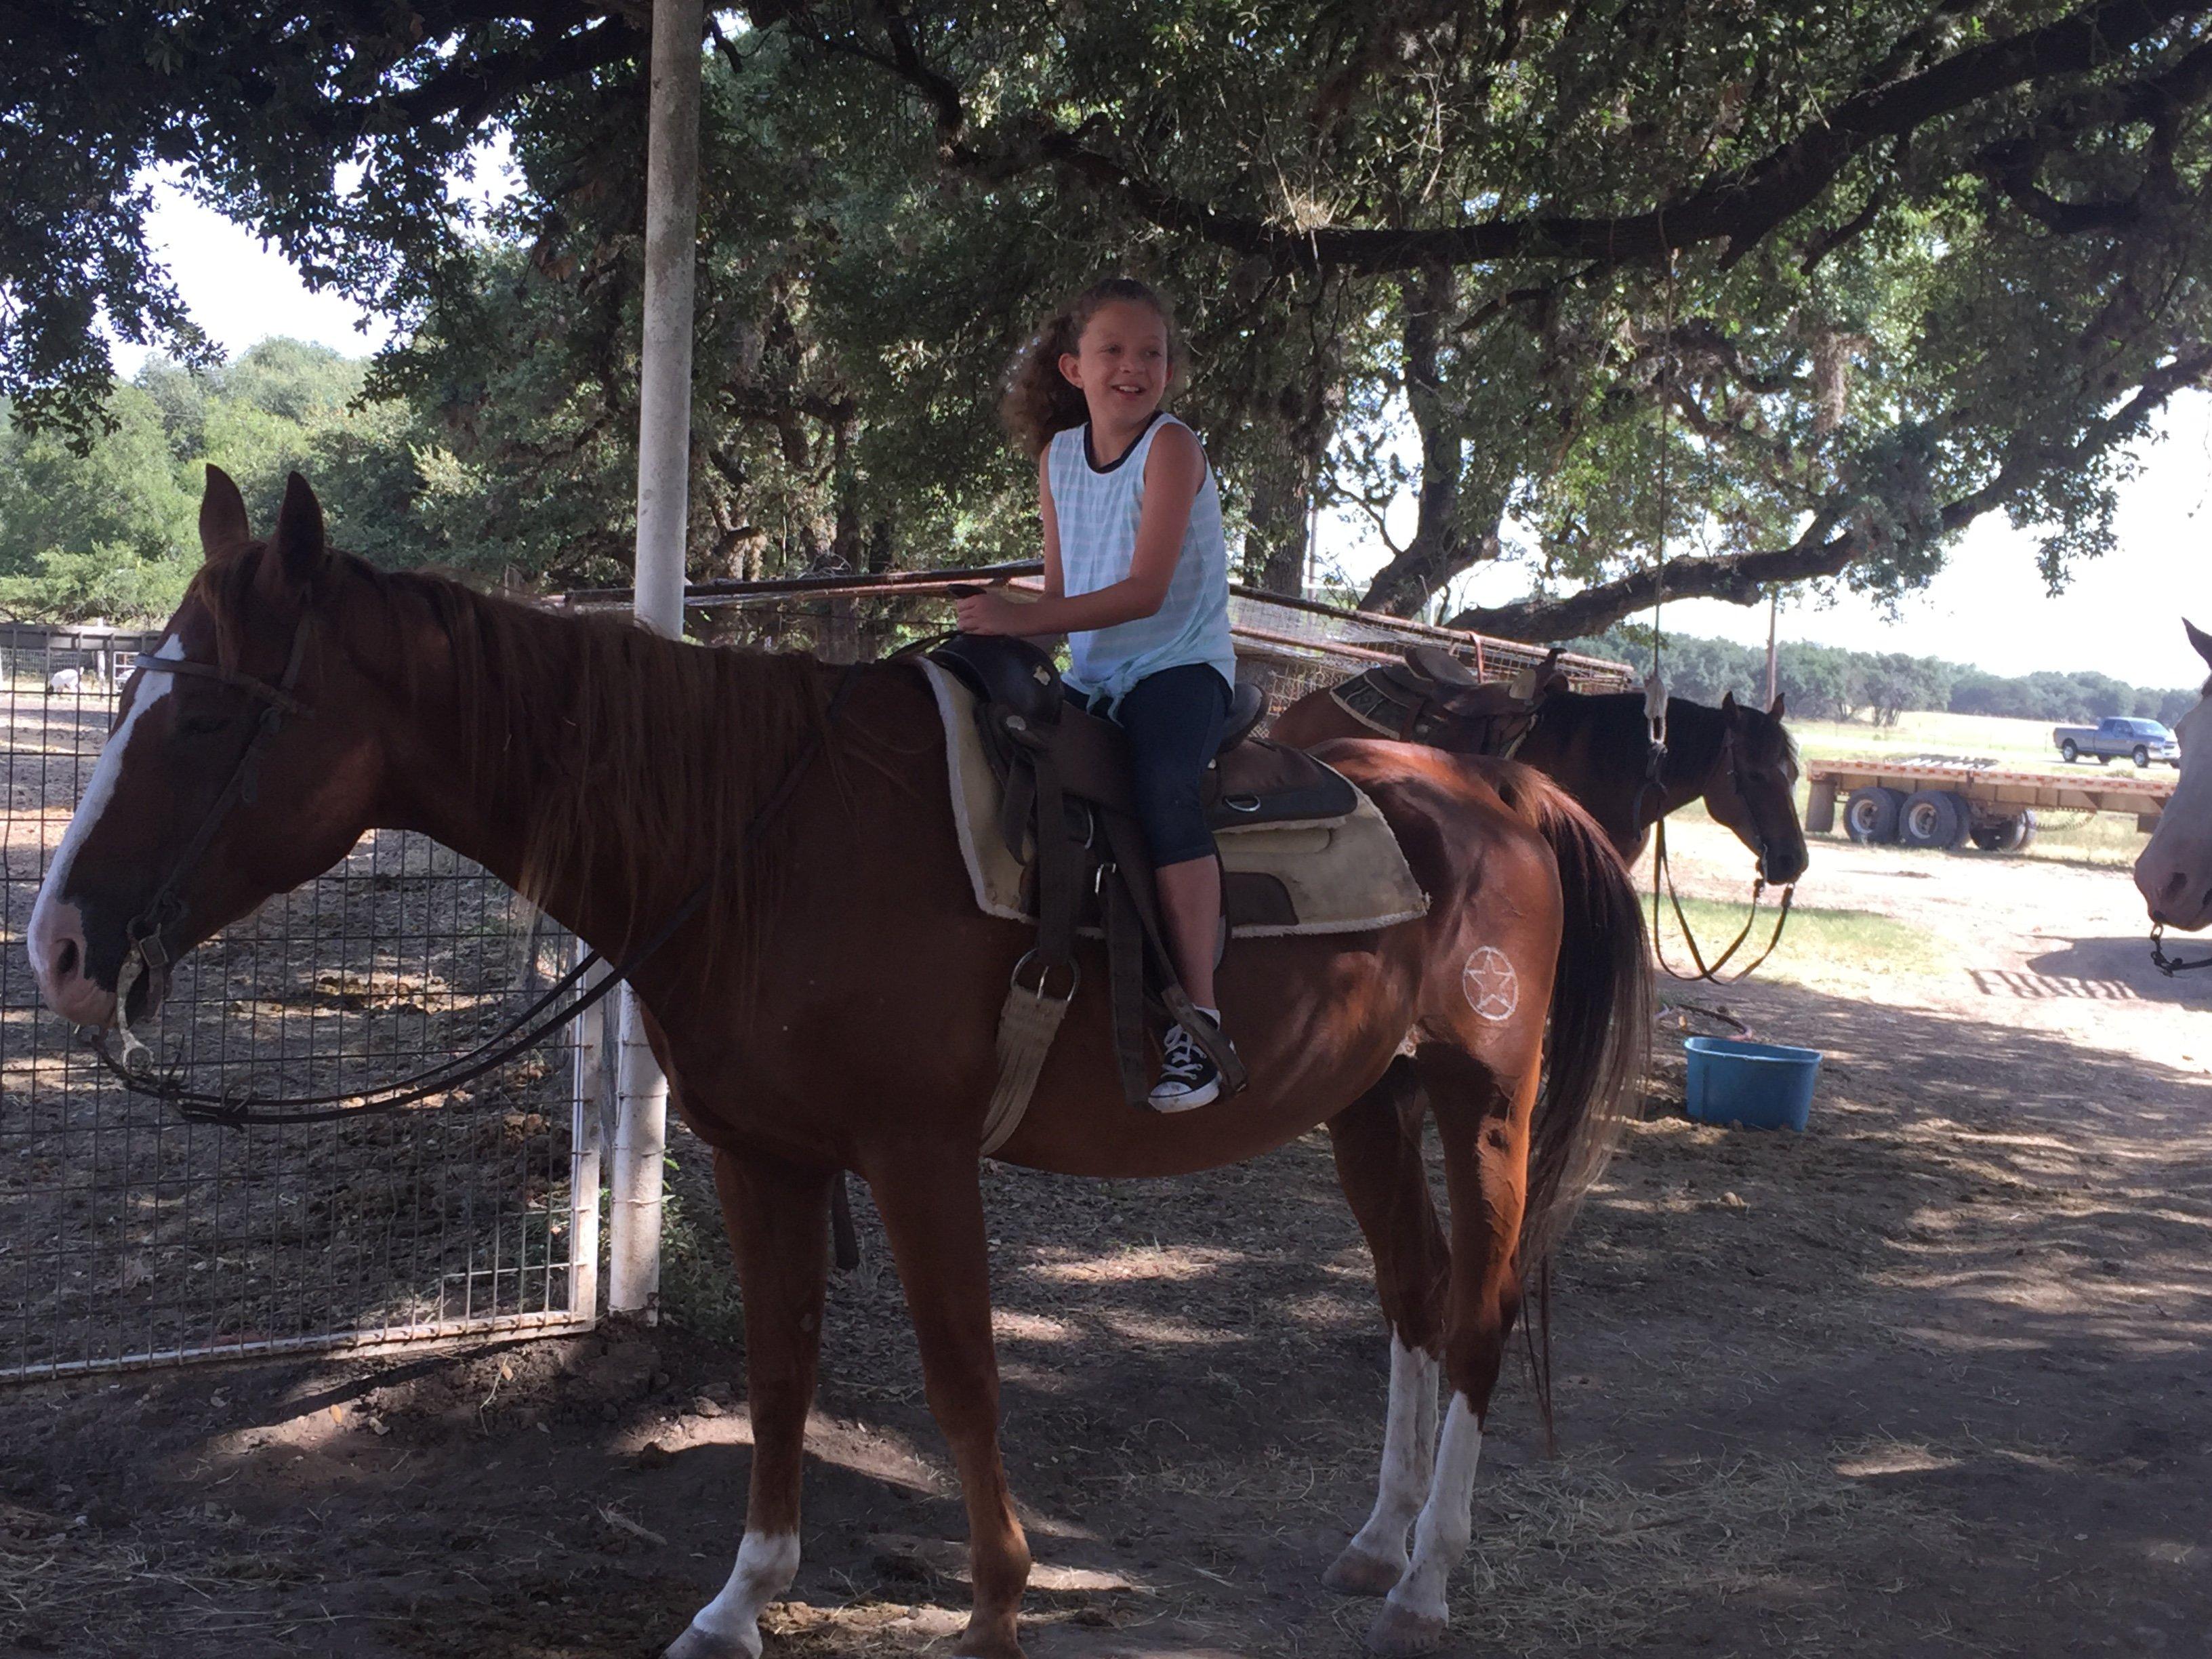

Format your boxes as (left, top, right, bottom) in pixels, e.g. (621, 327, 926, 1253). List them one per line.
(1329, 644, 1567, 754)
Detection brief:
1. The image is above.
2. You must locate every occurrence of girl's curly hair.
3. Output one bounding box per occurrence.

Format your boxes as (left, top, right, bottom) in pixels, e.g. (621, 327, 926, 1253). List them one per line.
(1000, 276, 1177, 457)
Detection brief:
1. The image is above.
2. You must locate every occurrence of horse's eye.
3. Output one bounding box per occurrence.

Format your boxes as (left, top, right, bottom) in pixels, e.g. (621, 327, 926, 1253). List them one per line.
(179, 712, 233, 738)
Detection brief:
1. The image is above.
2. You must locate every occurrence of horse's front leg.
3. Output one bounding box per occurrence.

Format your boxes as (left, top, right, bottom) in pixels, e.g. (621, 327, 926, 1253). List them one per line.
(665, 1147, 835, 1659)
(865, 1146, 1032, 1659)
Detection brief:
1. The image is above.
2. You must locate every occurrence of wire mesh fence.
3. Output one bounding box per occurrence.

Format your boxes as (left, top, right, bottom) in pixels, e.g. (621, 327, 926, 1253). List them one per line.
(0, 625, 596, 1382)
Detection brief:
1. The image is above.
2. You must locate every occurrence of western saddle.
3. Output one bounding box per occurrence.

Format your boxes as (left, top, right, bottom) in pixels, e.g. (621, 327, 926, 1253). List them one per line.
(1330, 644, 1568, 754)
(928, 633, 1357, 1113)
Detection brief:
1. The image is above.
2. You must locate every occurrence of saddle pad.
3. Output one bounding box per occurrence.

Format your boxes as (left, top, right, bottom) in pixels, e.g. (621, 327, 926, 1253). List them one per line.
(920, 661, 1431, 939)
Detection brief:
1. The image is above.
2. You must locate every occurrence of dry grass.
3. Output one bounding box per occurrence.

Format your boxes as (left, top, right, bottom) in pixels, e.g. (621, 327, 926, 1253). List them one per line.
(1450, 1451, 1965, 1654)
(0, 1500, 327, 1656)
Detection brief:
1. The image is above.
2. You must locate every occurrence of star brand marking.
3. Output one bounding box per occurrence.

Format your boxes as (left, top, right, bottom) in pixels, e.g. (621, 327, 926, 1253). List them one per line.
(1462, 946, 1519, 1022)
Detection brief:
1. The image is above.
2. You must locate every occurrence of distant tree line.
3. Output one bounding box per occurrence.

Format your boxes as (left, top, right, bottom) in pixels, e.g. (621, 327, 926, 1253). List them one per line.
(1570, 628, 2198, 728)
(0, 340, 412, 622)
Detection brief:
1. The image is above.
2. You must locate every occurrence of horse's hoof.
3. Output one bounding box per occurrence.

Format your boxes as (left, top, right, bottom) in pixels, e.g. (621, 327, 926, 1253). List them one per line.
(663, 1624, 758, 1659)
(950, 1625, 1027, 1659)
(1323, 1544, 1405, 1597)
(1365, 1602, 1448, 1657)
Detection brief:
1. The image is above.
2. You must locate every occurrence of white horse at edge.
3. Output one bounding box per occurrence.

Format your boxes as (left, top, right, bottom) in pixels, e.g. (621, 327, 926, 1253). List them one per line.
(2135, 619, 2212, 928)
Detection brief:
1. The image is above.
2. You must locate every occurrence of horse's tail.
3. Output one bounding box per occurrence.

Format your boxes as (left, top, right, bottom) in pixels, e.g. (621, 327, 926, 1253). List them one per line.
(1493, 765, 1652, 1271)
(1482, 762, 1650, 1443)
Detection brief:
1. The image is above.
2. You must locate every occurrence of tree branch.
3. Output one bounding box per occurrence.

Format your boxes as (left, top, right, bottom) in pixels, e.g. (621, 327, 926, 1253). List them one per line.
(1450, 340, 2212, 640)
(811, 0, 2210, 275)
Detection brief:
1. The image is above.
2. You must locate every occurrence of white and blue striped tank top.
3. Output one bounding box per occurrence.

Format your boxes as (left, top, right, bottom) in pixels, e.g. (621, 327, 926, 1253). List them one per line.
(1046, 411, 1237, 710)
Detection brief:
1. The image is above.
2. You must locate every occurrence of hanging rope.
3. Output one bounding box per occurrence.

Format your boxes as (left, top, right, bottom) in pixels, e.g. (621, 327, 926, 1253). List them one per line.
(1635, 241, 1794, 983)
(1646, 237, 1675, 759)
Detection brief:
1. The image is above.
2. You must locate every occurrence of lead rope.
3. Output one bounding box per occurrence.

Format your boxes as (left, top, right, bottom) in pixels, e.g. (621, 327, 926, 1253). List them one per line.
(2150, 923, 2212, 976)
(1650, 815, 1795, 983)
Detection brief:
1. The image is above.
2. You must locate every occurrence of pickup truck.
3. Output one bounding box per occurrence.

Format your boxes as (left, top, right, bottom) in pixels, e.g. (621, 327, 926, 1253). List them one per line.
(2053, 716, 2179, 767)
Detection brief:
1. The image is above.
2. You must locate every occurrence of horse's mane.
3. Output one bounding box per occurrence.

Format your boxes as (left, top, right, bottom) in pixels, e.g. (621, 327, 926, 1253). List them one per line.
(188, 546, 831, 981)
(1540, 691, 1723, 787)
(1539, 689, 1796, 781)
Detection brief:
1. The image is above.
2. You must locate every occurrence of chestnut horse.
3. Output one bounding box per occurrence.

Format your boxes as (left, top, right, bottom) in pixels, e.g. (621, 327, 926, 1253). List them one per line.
(28, 472, 1649, 1659)
(1274, 682, 1811, 884)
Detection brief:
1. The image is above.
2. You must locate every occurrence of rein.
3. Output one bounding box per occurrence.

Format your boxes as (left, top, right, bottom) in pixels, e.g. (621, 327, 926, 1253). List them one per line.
(111, 614, 319, 1052)
(2150, 923, 2212, 977)
(1650, 815, 1794, 983)
(90, 643, 858, 1126)
(1638, 724, 1795, 984)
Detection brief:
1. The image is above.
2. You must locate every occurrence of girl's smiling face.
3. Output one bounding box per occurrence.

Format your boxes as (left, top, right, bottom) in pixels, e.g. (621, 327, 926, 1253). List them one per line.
(1059, 299, 1172, 431)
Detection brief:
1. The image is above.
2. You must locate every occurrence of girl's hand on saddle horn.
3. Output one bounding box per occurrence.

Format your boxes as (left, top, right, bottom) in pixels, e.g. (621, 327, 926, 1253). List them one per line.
(955, 590, 1027, 636)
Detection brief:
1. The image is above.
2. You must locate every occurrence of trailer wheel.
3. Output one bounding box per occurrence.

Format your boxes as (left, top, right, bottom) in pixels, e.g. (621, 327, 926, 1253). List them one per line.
(2060, 739, 2079, 762)
(1902, 788, 1970, 849)
(1970, 810, 2037, 853)
(1845, 786, 1905, 844)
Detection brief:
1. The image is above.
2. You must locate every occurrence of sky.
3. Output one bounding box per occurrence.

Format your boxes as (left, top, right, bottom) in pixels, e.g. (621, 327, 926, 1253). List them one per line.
(116, 182, 2212, 690)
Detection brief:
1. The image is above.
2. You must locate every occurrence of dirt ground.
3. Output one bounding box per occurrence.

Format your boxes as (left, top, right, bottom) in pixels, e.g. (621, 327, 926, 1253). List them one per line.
(2, 815, 2207, 1658)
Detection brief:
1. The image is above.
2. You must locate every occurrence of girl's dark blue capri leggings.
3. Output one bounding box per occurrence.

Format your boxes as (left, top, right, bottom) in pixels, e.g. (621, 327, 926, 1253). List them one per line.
(1069, 664, 1231, 867)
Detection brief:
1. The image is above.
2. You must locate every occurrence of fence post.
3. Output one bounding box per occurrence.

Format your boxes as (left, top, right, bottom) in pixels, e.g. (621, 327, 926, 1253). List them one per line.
(568, 957, 609, 1324)
(609, 0, 702, 1318)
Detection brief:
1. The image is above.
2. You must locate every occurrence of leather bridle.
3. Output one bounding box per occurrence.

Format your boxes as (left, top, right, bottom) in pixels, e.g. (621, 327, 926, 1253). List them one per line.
(1644, 722, 1797, 984)
(110, 614, 317, 1064)
(89, 630, 856, 1125)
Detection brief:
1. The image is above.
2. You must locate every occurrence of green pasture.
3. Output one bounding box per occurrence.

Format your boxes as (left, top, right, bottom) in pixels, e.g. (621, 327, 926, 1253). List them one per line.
(1652, 893, 1945, 983)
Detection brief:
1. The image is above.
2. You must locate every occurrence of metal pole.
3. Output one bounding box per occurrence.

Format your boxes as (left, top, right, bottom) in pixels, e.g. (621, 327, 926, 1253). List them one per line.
(610, 0, 701, 1319)
(1764, 588, 1780, 709)
(568, 956, 608, 1326)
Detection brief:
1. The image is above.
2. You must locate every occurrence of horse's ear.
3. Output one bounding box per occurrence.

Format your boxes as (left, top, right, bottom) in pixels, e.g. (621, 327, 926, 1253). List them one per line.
(258, 472, 330, 602)
(199, 466, 251, 562)
(2186, 617, 2212, 671)
(1721, 689, 1740, 719)
(1769, 692, 1786, 719)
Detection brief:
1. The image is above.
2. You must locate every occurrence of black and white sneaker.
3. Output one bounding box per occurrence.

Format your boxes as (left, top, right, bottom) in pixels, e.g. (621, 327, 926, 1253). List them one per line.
(1149, 1023, 1231, 1112)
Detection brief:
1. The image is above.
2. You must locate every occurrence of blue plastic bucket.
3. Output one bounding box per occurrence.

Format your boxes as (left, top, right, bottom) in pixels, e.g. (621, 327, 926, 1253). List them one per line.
(1683, 1037, 1822, 1132)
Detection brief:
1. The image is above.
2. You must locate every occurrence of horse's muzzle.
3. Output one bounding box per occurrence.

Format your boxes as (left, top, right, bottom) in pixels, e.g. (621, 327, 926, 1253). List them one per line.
(26, 897, 119, 1027)
(2137, 860, 2212, 932)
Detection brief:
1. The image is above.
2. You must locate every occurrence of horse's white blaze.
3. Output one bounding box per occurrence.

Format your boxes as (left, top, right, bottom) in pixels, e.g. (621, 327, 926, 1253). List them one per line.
(681, 1529, 799, 1659)
(1346, 1335, 1439, 1570)
(1383, 1392, 1482, 1627)
(27, 637, 182, 1001)
(2137, 689, 2212, 927)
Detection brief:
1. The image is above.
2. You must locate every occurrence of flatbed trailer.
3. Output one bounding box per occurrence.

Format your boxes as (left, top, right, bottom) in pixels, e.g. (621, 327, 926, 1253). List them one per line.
(1805, 755, 2175, 853)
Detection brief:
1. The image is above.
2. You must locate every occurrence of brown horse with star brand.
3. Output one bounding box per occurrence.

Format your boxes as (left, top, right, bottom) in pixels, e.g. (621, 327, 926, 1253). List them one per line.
(1274, 678, 1809, 884)
(28, 470, 1649, 1659)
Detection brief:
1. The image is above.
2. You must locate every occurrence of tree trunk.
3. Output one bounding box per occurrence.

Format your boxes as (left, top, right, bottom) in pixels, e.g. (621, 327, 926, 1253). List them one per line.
(1245, 466, 1311, 596)
(1361, 266, 1490, 617)
(1240, 368, 1341, 596)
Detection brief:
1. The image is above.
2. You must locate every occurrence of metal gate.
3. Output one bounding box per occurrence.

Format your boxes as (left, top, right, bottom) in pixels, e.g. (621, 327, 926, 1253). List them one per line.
(0, 624, 598, 1380)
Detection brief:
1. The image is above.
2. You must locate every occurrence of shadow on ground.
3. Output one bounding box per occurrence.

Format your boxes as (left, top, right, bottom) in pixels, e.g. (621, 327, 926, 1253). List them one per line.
(0, 976, 2207, 1658)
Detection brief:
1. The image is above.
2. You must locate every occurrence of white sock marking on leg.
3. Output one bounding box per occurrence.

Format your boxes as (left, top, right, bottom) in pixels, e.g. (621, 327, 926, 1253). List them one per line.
(1385, 1392, 1482, 1627)
(1345, 1335, 1439, 1569)
(687, 1530, 799, 1658)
